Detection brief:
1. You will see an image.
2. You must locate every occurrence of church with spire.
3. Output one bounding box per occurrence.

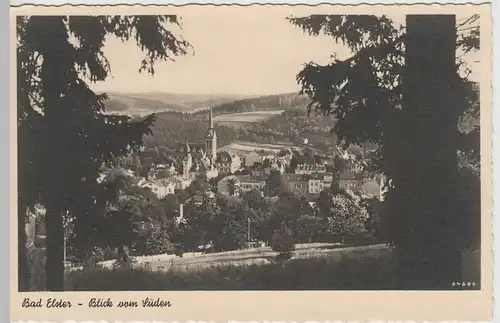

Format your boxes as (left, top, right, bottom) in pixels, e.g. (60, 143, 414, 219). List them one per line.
(180, 104, 241, 179)
(205, 104, 217, 162)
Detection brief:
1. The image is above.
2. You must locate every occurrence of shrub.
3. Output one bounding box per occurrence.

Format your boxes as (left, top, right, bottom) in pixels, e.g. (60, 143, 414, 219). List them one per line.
(134, 225, 175, 256)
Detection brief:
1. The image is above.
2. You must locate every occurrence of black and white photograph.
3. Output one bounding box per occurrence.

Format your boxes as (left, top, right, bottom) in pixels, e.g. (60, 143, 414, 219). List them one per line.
(14, 3, 489, 298)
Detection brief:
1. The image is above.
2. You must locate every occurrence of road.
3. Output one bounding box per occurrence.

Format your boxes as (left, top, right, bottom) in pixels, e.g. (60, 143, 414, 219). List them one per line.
(136, 243, 390, 272)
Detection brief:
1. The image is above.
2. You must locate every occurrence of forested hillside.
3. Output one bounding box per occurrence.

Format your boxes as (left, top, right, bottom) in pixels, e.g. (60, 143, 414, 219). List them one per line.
(104, 91, 310, 117)
(192, 93, 310, 117)
(142, 112, 239, 148)
(142, 106, 339, 151)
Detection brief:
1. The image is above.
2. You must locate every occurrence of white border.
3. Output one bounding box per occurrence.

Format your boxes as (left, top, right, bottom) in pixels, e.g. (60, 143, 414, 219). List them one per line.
(6, 0, 498, 322)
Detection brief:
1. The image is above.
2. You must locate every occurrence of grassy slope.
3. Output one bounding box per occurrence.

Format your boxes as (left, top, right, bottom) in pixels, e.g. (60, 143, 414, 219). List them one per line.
(64, 245, 481, 290)
(67, 244, 397, 290)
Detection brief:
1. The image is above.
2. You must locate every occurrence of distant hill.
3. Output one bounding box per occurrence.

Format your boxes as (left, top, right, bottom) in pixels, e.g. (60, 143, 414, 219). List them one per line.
(194, 92, 310, 117)
(104, 92, 249, 117)
(103, 91, 310, 118)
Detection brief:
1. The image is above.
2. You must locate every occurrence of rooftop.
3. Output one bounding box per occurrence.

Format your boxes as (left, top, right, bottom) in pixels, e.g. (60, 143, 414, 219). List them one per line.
(233, 175, 267, 182)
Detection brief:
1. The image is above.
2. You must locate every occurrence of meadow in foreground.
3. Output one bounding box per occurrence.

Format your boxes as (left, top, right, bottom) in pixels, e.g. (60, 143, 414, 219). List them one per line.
(64, 245, 397, 291)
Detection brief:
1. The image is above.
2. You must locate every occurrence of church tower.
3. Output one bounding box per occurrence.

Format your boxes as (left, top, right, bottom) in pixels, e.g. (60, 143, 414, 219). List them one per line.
(205, 104, 217, 161)
(182, 141, 192, 176)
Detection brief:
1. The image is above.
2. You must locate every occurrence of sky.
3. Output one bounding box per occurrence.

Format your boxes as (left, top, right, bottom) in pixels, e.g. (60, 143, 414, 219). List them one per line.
(90, 12, 480, 96)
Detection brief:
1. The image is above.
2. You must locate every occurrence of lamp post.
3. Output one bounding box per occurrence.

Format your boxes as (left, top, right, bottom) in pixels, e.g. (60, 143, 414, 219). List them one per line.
(63, 214, 73, 270)
(63, 235, 67, 269)
(247, 217, 251, 249)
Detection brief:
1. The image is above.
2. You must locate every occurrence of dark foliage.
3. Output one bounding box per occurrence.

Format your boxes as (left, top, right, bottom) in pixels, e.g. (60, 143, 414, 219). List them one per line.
(288, 14, 480, 288)
(17, 15, 190, 290)
(270, 225, 295, 260)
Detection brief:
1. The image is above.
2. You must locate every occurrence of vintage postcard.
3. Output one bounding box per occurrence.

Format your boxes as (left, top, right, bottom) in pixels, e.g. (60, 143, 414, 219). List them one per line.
(10, 2, 493, 322)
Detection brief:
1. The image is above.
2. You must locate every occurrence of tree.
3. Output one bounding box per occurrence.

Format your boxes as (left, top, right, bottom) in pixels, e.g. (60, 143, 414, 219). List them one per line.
(17, 15, 191, 290)
(317, 190, 369, 243)
(211, 199, 247, 251)
(289, 197, 322, 243)
(162, 194, 180, 221)
(98, 207, 137, 266)
(268, 192, 303, 242)
(392, 16, 462, 287)
(264, 170, 284, 197)
(288, 14, 479, 288)
(270, 225, 295, 261)
(293, 215, 328, 243)
(241, 189, 272, 242)
(73, 169, 154, 265)
(186, 174, 212, 196)
(179, 193, 218, 252)
(361, 196, 383, 240)
(135, 221, 175, 256)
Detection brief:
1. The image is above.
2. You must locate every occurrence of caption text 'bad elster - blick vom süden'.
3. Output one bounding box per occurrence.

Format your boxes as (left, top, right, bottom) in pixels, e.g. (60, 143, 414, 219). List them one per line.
(21, 297, 172, 308)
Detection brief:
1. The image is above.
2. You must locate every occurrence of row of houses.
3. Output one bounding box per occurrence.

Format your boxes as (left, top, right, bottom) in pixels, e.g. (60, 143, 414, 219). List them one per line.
(137, 175, 193, 199)
(139, 165, 374, 201)
(217, 171, 366, 198)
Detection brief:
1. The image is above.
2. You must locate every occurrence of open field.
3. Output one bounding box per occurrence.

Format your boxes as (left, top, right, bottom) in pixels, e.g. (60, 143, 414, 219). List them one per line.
(213, 110, 285, 125)
(218, 140, 302, 154)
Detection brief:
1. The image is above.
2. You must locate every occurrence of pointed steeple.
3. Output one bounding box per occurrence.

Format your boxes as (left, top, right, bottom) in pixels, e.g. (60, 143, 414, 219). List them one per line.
(208, 101, 214, 130)
(205, 98, 217, 162)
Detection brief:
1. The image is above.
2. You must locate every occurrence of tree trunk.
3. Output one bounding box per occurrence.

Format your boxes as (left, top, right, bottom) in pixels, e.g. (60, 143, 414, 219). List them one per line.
(396, 15, 462, 289)
(18, 202, 29, 291)
(44, 202, 65, 291)
(45, 203, 64, 291)
(38, 16, 73, 291)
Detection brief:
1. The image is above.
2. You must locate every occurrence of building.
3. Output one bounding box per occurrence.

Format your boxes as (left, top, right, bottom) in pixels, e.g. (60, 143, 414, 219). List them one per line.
(282, 174, 310, 196)
(148, 163, 177, 180)
(337, 171, 363, 191)
(244, 151, 263, 167)
(191, 158, 219, 179)
(294, 164, 327, 175)
(282, 172, 334, 196)
(179, 106, 240, 179)
(181, 141, 219, 179)
(205, 105, 217, 161)
(168, 175, 193, 190)
(97, 167, 135, 183)
(216, 151, 242, 174)
(307, 172, 334, 194)
(139, 180, 173, 199)
(250, 160, 285, 177)
(185, 191, 216, 205)
(360, 177, 382, 199)
(180, 105, 218, 179)
(277, 148, 294, 168)
(244, 150, 274, 167)
(234, 175, 267, 193)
